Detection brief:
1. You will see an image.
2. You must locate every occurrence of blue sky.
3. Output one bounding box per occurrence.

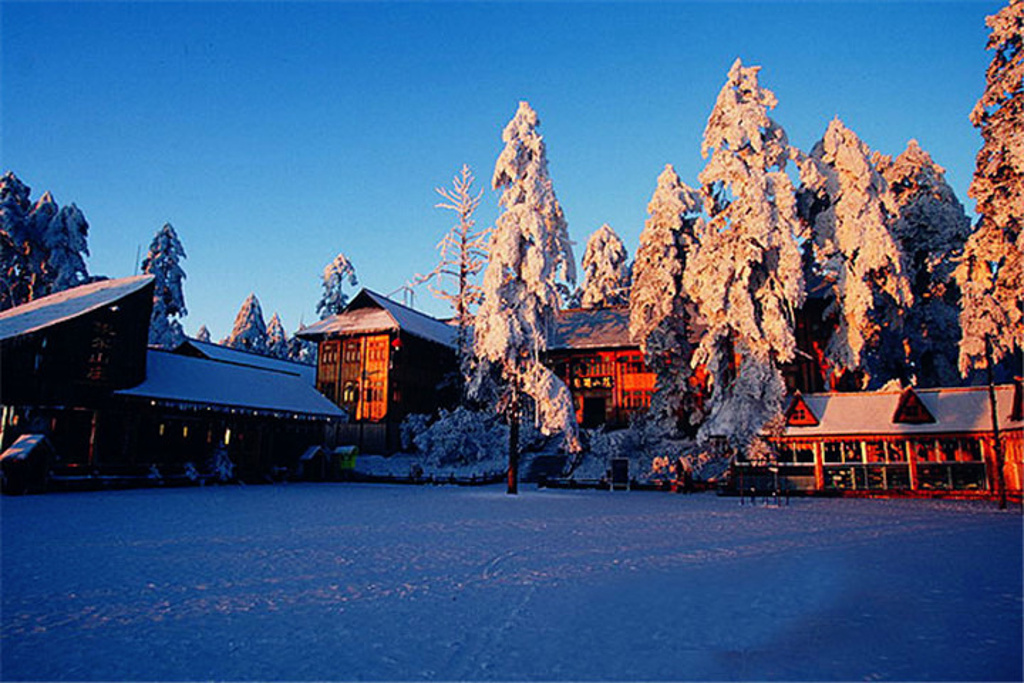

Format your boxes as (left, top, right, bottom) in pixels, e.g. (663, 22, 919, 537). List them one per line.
(1, 1, 1001, 339)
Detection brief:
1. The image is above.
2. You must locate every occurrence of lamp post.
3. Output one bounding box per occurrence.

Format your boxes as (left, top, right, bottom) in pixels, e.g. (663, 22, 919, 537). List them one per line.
(984, 334, 1007, 510)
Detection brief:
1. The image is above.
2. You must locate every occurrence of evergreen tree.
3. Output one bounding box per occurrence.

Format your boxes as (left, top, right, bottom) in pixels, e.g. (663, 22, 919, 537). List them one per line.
(577, 223, 631, 309)
(0, 174, 93, 309)
(265, 313, 290, 359)
(141, 223, 188, 349)
(474, 101, 579, 492)
(955, 0, 1023, 378)
(683, 59, 804, 452)
(0, 174, 33, 309)
(630, 165, 702, 431)
(223, 293, 268, 354)
(287, 332, 316, 365)
(416, 164, 489, 395)
(41, 203, 90, 294)
(799, 118, 912, 389)
(195, 325, 212, 343)
(317, 252, 357, 319)
(875, 140, 972, 387)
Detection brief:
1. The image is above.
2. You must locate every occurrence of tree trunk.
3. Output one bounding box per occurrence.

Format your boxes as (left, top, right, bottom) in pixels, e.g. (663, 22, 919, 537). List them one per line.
(507, 380, 520, 495)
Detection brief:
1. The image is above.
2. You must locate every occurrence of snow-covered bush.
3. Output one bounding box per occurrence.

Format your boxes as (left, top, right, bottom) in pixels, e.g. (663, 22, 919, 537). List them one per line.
(400, 413, 432, 451)
(571, 418, 729, 483)
(208, 445, 235, 483)
(410, 407, 508, 470)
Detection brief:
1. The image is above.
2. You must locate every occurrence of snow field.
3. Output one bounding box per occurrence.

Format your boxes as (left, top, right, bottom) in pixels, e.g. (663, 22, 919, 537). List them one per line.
(2, 485, 1021, 681)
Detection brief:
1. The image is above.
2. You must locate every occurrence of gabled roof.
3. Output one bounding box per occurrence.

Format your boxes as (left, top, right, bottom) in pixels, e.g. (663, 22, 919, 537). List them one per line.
(0, 275, 154, 341)
(296, 289, 457, 349)
(779, 385, 1022, 438)
(548, 307, 632, 351)
(174, 339, 316, 384)
(785, 392, 820, 427)
(116, 350, 344, 419)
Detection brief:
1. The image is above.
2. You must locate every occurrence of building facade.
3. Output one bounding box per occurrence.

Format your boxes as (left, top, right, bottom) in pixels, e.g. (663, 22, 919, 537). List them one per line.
(0, 276, 343, 492)
(297, 290, 460, 453)
(731, 385, 1023, 499)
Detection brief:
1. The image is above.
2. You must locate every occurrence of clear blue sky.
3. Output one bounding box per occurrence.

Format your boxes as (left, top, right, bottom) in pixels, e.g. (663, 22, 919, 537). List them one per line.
(1, 1, 1001, 340)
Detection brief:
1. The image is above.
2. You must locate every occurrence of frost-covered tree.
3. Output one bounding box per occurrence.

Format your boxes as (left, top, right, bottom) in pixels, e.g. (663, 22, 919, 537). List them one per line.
(799, 119, 913, 389)
(317, 252, 358, 319)
(41, 203, 90, 294)
(265, 313, 289, 359)
(416, 165, 489, 393)
(0, 174, 92, 308)
(630, 165, 702, 431)
(0, 172, 32, 310)
(576, 223, 631, 309)
(954, 0, 1023, 378)
(195, 325, 212, 343)
(287, 332, 316, 365)
(223, 293, 268, 354)
(875, 140, 972, 387)
(141, 223, 188, 349)
(474, 101, 579, 493)
(683, 59, 804, 452)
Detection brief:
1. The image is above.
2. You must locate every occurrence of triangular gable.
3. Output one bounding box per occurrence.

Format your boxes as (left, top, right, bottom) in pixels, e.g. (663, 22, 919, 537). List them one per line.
(892, 387, 935, 424)
(785, 392, 819, 427)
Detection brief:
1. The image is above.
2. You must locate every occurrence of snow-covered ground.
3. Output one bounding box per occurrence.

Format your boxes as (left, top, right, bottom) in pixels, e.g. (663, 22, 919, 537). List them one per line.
(2, 485, 1020, 681)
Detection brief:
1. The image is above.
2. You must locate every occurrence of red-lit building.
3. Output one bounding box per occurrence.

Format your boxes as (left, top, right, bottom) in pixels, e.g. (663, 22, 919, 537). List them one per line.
(296, 289, 460, 453)
(546, 307, 656, 428)
(730, 384, 1024, 499)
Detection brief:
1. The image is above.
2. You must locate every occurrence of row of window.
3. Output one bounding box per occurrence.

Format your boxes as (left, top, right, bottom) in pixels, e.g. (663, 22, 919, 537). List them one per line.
(774, 437, 985, 465)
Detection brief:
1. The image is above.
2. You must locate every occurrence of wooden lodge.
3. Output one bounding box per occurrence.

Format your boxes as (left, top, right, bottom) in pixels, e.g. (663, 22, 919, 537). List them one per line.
(0, 276, 343, 492)
(546, 307, 656, 428)
(296, 289, 460, 453)
(731, 384, 1024, 499)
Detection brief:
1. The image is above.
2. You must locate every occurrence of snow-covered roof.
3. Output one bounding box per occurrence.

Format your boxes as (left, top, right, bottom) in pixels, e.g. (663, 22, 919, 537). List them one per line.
(548, 307, 632, 351)
(0, 275, 154, 341)
(297, 289, 457, 349)
(176, 339, 316, 384)
(117, 350, 345, 419)
(780, 385, 1022, 438)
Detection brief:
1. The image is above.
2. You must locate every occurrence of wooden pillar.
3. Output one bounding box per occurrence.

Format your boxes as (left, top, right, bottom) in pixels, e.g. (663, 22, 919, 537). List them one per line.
(813, 442, 825, 491)
(906, 440, 918, 491)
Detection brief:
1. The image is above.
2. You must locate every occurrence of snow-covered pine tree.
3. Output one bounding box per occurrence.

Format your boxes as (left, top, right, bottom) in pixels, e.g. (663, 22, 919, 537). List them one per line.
(223, 293, 268, 354)
(317, 252, 358, 319)
(25, 191, 58, 300)
(0, 174, 93, 308)
(287, 332, 316, 365)
(683, 59, 805, 452)
(874, 140, 973, 387)
(141, 223, 188, 349)
(474, 101, 579, 492)
(577, 223, 631, 309)
(40, 203, 90, 294)
(0, 172, 31, 310)
(195, 325, 212, 343)
(954, 0, 1023, 378)
(630, 165, 702, 432)
(799, 118, 913, 389)
(265, 313, 289, 359)
(416, 164, 489, 395)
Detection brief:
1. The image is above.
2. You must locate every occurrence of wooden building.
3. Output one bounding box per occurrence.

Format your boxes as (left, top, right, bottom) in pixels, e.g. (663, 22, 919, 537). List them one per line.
(546, 307, 656, 428)
(0, 276, 343, 491)
(731, 384, 1023, 499)
(296, 289, 459, 453)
